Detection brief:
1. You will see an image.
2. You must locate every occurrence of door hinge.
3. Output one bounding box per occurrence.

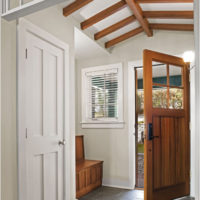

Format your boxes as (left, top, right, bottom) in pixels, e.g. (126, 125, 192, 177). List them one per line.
(25, 48, 28, 59)
(189, 122, 191, 131)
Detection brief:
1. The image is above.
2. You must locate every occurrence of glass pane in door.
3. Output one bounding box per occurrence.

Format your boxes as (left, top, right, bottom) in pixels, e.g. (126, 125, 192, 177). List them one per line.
(152, 62, 167, 85)
(152, 62, 184, 110)
(169, 65, 182, 87)
(152, 86, 168, 108)
(169, 88, 184, 109)
(152, 62, 168, 108)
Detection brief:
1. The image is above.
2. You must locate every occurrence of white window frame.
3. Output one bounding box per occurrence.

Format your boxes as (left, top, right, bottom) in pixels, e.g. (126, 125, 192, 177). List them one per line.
(81, 63, 124, 129)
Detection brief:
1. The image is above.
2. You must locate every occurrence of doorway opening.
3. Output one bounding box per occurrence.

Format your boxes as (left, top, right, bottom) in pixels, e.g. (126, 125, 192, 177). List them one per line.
(135, 67, 144, 189)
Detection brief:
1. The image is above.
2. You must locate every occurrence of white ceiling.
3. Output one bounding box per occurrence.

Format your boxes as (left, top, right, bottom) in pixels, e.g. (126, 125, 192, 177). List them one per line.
(70, 0, 193, 43)
(74, 27, 108, 60)
(60, 0, 194, 59)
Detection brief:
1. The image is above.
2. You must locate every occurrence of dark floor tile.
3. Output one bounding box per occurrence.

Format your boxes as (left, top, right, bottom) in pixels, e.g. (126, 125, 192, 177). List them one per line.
(79, 186, 144, 200)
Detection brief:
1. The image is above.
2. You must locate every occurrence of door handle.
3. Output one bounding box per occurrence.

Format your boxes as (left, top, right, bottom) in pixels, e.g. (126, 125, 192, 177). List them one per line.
(59, 140, 66, 146)
(148, 123, 159, 141)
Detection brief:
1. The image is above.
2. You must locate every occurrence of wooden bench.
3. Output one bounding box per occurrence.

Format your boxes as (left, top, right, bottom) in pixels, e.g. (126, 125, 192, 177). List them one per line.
(76, 135, 103, 199)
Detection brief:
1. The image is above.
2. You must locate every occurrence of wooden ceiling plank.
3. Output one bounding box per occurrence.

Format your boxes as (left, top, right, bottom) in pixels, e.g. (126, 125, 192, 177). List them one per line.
(125, 0, 153, 36)
(144, 11, 193, 19)
(105, 26, 144, 48)
(150, 23, 194, 31)
(136, 0, 193, 3)
(63, 0, 93, 17)
(81, 0, 127, 30)
(94, 15, 136, 40)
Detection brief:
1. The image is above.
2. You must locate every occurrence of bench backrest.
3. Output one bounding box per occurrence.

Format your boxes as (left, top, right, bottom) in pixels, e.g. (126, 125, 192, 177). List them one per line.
(76, 135, 85, 162)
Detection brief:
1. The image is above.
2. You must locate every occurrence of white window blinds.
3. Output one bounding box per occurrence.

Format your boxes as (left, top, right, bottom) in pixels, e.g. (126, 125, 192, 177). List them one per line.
(82, 63, 123, 128)
(86, 69, 119, 120)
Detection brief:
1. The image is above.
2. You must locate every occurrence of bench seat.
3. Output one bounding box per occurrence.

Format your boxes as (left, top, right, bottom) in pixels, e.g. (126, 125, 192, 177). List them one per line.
(76, 136, 103, 199)
(76, 160, 103, 172)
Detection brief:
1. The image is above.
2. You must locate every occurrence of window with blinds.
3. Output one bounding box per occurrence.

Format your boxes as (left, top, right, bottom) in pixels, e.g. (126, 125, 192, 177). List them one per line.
(87, 69, 118, 119)
(82, 63, 123, 128)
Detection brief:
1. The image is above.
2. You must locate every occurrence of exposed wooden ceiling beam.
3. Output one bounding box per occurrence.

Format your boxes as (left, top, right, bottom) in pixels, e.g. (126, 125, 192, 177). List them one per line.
(105, 23, 193, 48)
(150, 23, 194, 31)
(95, 15, 136, 40)
(81, 0, 127, 30)
(95, 10, 193, 40)
(63, 0, 93, 17)
(143, 11, 193, 19)
(105, 27, 143, 48)
(136, 0, 193, 3)
(125, 0, 153, 37)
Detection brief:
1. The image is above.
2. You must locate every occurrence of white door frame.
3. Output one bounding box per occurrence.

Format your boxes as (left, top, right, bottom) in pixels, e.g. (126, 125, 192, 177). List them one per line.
(17, 18, 71, 200)
(194, 0, 200, 199)
(128, 58, 196, 196)
(128, 60, 143, 189)
(0, 1, 2, 200)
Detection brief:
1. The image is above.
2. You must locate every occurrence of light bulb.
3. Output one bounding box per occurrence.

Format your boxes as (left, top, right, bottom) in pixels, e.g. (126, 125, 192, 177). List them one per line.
(183, 51, 195, 63)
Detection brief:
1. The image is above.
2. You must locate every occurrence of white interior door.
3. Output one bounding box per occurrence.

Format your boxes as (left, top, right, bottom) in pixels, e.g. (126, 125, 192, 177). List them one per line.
(18, 19, 70, 200)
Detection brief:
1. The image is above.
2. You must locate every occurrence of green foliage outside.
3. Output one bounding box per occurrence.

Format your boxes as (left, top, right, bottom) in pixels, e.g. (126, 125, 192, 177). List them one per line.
(137, 143, 144, 154)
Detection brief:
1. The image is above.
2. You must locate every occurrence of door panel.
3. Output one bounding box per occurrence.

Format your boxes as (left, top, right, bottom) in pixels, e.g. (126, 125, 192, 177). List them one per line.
(153, 116, 186, 190)
(44, 152, 59, 200)
(143, 50, 190, 200)
(24, 32, 64, 200)
(25, 46, 43, 137)
(28, 154, 44, 200)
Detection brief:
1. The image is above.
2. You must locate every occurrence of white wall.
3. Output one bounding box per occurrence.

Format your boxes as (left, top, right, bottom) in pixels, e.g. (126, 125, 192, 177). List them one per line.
(1, 5, 76, 200)
(1, 19, 18, 200)
(76, 30, 195, 189)
(1, 6, 195, 199)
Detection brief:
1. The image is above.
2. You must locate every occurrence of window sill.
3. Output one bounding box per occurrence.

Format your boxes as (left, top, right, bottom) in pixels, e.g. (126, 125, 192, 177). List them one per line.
(81, 121, 125, 129)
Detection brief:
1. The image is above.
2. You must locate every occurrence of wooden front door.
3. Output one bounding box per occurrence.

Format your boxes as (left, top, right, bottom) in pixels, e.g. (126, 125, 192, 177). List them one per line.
(143, 50, 190, 200)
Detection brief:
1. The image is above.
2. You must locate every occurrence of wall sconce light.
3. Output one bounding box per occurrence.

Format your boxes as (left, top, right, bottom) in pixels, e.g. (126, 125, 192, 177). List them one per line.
(183, 51, 195, 63)
(182, 51, 195, 71)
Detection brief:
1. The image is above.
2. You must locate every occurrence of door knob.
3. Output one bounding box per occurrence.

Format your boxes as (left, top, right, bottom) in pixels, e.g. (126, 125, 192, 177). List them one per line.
(59, 140, 66, 146)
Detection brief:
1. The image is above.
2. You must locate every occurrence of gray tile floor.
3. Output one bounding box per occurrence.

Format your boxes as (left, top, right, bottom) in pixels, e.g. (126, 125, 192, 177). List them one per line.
(78, 186, 195, 200)
(79, 186, 144, 200)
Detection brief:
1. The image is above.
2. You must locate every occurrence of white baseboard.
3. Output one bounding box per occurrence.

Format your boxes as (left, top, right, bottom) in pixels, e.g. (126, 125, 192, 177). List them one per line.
(102, 178, 133, 190)
(102, 183, 133, 190)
